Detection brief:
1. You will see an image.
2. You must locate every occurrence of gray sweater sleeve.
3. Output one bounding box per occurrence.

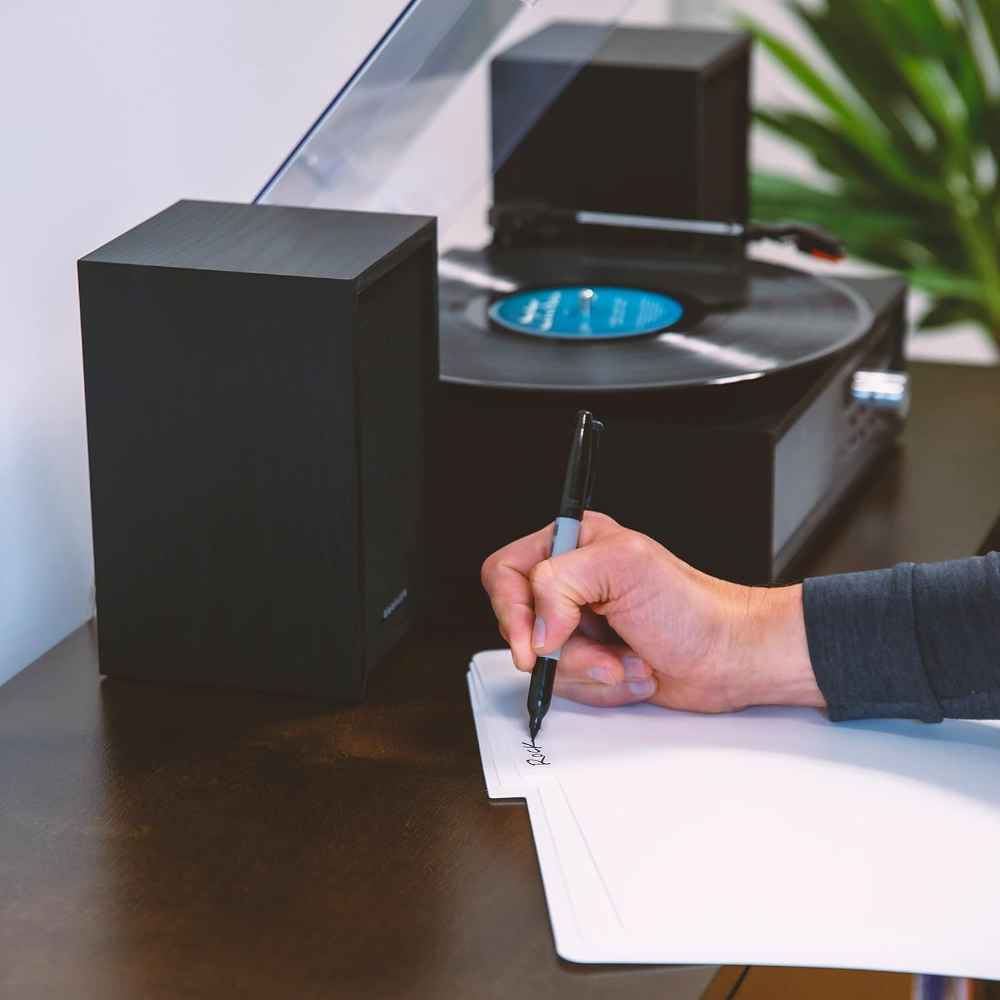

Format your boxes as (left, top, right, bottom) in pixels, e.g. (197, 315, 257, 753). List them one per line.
(802, 552, 1000, 721)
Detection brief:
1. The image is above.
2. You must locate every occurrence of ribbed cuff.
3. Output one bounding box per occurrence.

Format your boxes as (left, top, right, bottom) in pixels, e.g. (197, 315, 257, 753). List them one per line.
(911, 554, 1000, 717)
(803, 565, 943, 723)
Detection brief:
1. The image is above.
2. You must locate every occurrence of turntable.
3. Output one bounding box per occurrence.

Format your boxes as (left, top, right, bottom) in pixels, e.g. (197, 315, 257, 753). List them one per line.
(257, 1, 909, 622)
(435, 238, 908, 600)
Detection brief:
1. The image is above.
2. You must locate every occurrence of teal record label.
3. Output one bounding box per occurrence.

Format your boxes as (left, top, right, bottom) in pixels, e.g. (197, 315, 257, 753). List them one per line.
(488, 285, 684, 340)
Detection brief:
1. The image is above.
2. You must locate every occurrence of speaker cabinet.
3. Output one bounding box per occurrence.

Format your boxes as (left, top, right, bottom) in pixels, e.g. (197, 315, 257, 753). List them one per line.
(79, 200, 438, 700)
(492, 23, 751, 234)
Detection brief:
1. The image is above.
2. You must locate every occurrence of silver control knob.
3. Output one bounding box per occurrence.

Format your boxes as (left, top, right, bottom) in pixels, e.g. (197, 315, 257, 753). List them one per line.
(850, 369, 910, 417)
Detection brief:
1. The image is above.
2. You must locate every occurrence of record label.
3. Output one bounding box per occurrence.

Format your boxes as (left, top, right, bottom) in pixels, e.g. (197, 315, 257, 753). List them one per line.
(488, 285, 684, 340)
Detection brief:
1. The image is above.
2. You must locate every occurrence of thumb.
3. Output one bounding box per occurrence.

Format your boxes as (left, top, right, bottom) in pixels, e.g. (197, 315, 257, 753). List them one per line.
(529, 544, 610, 656)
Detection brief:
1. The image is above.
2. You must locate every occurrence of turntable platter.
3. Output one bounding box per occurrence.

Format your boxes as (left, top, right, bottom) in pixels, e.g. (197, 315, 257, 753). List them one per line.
(439, 246, 874, 392)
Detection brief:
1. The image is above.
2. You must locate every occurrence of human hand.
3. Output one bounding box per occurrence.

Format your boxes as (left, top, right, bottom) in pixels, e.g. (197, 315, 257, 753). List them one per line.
(480, 511, 824, 713)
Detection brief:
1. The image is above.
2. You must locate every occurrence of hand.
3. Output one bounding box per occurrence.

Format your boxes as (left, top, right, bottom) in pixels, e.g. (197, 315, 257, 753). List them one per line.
(480, 511, 825, 713)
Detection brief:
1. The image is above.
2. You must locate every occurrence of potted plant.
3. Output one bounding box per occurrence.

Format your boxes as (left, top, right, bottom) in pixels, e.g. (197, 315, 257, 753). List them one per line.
(745, 0, 1000, 338)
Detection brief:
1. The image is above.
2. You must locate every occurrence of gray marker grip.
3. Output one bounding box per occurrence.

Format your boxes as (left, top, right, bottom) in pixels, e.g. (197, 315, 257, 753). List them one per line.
(548, 517, 581, 660)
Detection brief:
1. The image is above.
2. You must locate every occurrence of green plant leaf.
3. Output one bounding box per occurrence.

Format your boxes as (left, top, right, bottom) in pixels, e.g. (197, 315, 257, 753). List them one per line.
(753, 176, 978, 280)
(963, 0, 1000, 67)
(917, 296, 986, 329)
(794, 7, 939, 165)
(750, 1, 1000, 336)
(955, 0, 1000, 168)
(907, 266, 991, 303)
(753, 109, 946, 205)
(740, 14, 868, 128)
(745, 18, 960, 203)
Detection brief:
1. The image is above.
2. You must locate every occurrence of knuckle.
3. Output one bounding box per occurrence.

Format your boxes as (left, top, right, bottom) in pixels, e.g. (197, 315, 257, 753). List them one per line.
(622, 531, 652, 560)
(528, 559, 555, 590)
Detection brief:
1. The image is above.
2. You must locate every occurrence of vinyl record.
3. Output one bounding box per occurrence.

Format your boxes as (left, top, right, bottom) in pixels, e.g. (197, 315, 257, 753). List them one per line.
(438, 245, 874, 392)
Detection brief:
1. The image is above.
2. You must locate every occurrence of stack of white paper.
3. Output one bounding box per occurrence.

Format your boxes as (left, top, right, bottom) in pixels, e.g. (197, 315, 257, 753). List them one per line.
(468, 649, 1000, 978)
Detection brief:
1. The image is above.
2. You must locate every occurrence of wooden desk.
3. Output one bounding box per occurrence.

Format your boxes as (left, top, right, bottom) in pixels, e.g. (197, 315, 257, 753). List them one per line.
(2, 362, 999, 999)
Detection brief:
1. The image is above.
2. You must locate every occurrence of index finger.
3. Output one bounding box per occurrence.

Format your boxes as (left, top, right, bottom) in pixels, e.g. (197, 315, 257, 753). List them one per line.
(480, 511, 620, 668)
(481, 523, 552, 669)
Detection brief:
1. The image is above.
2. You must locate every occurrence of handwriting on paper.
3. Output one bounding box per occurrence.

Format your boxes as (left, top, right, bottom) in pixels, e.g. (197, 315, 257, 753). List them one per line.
(523, 740, 552, 766)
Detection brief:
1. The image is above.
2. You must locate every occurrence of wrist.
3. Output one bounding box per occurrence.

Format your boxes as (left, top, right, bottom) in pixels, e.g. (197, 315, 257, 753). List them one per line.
(734, 583, 825, 710)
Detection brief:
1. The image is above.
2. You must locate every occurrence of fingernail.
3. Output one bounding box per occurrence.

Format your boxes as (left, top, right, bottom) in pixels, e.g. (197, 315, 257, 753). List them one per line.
(628, 679, 656, 698)
(622, 656, 648, 681)
(532, 617, 546, 649)
(587, 666, 616, 685)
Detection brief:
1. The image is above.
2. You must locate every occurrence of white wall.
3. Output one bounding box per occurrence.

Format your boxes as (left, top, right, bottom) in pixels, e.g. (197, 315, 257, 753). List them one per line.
(0, 1, 406, 685)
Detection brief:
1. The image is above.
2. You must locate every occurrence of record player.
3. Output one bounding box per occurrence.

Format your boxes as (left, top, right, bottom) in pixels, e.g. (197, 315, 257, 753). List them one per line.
(433, 241, 908, 610)
(257, 1, 910, 626)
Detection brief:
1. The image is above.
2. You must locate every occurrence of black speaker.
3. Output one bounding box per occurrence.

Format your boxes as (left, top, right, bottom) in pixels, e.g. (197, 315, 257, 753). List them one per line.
(492, 23, 751, 233)
(79, 200, 438, 700)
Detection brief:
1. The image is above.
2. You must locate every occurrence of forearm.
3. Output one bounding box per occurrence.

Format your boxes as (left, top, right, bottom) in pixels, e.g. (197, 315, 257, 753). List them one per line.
(802, 553, 1000, 721)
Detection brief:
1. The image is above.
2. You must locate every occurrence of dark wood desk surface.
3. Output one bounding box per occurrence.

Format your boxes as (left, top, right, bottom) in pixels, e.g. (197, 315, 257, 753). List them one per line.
(3, 362, 1000, 999)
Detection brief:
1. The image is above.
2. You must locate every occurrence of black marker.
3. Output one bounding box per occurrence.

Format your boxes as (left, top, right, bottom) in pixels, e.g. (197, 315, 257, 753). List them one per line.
(527, 410, 604, 741)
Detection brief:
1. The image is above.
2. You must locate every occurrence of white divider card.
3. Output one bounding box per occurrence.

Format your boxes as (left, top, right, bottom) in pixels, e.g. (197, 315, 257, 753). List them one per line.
(466, 672, 590, 959)
(467, 668, 627, 961)
(467, 649, 1000, 977)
